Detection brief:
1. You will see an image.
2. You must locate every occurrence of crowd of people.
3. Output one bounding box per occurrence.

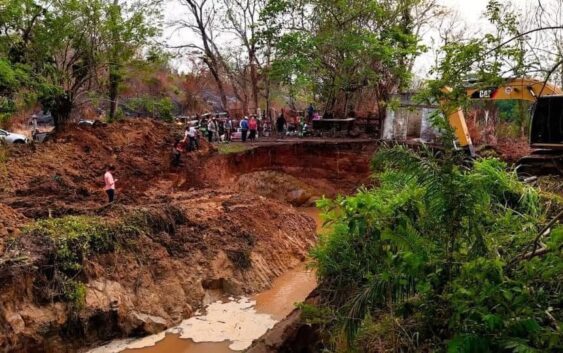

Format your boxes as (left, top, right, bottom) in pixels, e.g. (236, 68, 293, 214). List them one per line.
(102, 106, 323, 203)
(172, 104, 321, 151)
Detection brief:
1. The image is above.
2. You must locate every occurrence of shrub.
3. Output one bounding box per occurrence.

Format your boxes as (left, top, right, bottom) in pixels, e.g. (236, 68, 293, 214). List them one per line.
(125, 96, 175, 121)
(311, 146, 562, 352)
(24, 216, 140, 307)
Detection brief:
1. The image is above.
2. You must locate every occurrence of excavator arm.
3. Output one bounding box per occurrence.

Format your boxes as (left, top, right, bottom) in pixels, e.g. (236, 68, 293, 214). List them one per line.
(447, 77, 562, 155)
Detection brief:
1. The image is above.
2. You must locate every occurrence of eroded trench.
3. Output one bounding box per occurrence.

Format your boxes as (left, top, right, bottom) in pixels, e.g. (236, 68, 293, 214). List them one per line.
(85, 141, 375, 353)
(0, 138, 376, 353)
(90, 213, 319, 353)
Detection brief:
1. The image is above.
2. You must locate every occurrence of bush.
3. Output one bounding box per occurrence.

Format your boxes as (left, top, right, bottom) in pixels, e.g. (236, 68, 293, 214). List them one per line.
(311, 146, 562, 352)
(24, 216, 140, 307)
(125, 96, 175, 121)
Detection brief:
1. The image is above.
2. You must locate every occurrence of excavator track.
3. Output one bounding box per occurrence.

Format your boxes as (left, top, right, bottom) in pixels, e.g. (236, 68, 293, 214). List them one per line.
(516, 150, 563, 177)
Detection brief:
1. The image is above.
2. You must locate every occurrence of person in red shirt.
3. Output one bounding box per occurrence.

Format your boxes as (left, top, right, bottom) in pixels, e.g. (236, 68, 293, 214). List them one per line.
(104, 165, 117, 203)
(248, 115, 258, 142)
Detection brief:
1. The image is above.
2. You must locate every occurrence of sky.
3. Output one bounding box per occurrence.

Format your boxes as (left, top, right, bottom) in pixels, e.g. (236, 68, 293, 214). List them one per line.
(162, 0, 532, 76)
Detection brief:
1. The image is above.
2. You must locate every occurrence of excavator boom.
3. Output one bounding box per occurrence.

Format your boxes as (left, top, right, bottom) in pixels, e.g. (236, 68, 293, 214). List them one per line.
(447, 77, 563, 154)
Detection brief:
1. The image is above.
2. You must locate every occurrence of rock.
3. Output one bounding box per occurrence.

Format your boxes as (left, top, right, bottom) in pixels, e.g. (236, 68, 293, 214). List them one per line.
(223, 278, 244, 296)
(127, 311, 169, 334)
(303, 196, 320, 207)
(286, 189, 312, 207)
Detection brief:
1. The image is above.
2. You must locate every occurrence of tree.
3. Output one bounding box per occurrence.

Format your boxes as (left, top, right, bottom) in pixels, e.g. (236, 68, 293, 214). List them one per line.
(0, 0, 42, 125)
(221, 0, 264, 112)
(262, 0, 432, 117)
(175, 0, 229, 110)
(311, 146, 561, 352)
(105, 0, 161, 121)
(0, 0, 161, 129)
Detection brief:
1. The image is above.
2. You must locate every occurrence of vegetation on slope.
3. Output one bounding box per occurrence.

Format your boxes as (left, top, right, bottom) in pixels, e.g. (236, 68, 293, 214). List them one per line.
(21, 206, 185, 308)
(310, 146, 562, 353)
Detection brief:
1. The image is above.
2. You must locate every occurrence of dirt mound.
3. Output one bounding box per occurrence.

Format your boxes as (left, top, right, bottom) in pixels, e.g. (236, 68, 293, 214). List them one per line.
(0, 204, 27, 254)
(0, 120, 378, 352)
(491, 137, 532, 163)
(200, 141, 377, 196)
(1, 119, 213, 218)
(237, 171, 322, 206)
(0, 203, 26, 228)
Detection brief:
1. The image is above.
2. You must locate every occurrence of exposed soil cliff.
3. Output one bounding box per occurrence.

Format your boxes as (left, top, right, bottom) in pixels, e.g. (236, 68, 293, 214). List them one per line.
(0, 119, 378, 352)
(0, 194, 315, 352)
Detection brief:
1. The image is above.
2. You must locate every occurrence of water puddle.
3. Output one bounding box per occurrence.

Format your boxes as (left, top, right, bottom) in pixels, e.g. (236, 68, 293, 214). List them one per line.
(89, 208, 320, 353)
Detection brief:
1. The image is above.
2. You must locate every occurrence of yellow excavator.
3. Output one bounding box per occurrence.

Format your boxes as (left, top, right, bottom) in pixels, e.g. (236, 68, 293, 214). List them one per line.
(446, 77, 563, 175)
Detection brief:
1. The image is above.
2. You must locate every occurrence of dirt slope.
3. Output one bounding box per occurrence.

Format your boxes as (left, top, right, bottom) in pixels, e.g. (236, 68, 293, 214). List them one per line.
(0, 192, 316, 353)
(0, 119, 378, 353)
(0, 119, 213, 218)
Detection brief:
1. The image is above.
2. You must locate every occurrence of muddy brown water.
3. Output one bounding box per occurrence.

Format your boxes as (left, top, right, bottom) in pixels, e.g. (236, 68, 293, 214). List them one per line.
(91, 208, 321, 353)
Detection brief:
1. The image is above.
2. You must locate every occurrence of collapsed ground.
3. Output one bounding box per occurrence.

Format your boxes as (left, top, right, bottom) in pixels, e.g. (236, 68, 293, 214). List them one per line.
(0, 119, 376, 352)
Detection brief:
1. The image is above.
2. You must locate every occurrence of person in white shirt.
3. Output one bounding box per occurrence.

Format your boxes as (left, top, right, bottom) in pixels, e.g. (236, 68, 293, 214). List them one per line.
(188, 125, 198, 151)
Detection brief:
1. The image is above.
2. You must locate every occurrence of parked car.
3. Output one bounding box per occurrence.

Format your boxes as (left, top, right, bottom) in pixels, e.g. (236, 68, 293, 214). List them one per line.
(78, 119, 95, 126)
(0, 129, 29, 144)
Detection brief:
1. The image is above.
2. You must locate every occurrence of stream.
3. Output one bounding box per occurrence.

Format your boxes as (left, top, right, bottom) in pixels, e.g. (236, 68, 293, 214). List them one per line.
(88, 208, 320, 353)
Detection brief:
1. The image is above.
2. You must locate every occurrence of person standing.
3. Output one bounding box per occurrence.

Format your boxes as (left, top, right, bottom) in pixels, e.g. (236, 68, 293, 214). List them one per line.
(248, 115, 258, 142)
(182, 125, 190, 144)
(31, 114, 38, 140)
(307, 103, 314, 122)
(172, 140, 182, 166)
(104, 165, 117, 203)
(213, 117, 220, 141)
(276, 110, 287, 138)
(240, 116, 249, 142)
(207, 119, 215, 143)
(225, 116, 233, 142)
(188, 124, 198, 151)
(218, 120, 225, 142)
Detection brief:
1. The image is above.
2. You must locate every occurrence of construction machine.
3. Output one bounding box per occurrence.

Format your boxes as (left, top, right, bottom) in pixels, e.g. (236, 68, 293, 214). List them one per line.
(446, 77, 563, 175)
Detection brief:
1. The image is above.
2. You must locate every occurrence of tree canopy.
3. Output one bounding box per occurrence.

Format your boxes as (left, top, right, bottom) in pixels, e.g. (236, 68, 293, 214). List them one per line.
(0, 0, 161, 129)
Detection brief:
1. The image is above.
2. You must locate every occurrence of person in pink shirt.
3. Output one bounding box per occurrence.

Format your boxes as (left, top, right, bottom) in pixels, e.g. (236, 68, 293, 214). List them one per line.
(104, 165, 117, 203)
(248, 116, 258, 142)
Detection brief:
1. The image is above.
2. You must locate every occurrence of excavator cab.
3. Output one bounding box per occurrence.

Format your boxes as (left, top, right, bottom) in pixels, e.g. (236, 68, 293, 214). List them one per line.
(530, 95, 563, 149)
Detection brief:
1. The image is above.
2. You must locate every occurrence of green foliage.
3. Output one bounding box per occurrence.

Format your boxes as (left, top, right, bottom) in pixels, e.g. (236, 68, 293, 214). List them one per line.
(415, 0, 540, 138)
(0, 0, 162, 128)
(24, 215, 140, 307)
(0, 58, 30, 125)
(64, 280, 87, 310)
(262, 0, 425, 113)
(311, 146, 561, 352)
(125, 96, 175, 121)
(297, 302, 334, 326)
(216, 143, 252, 155)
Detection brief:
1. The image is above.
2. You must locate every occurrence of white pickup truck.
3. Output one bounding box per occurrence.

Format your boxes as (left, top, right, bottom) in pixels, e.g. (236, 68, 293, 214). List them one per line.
(0, 129, 28, 144)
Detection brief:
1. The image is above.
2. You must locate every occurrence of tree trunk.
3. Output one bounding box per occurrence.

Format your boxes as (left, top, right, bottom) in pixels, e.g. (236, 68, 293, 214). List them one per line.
(249, 50, 259, 112)
(109, 68, 119, 120)
(52, 93, 73, 131)
(108, 0, 120, 120)
(205, 58, 228, 110)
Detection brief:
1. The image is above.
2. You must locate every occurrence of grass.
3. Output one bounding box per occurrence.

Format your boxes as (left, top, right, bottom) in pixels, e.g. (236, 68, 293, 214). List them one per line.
(216, 143, 252, 154)
(22, 206, 185, 309)
(24, 215, 140, 308)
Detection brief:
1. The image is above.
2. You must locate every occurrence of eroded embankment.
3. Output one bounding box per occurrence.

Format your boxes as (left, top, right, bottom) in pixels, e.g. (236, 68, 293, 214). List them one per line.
(0, 192, 315, 352)
(0, 120, 379, 352)
(200, 141, 378, 205)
